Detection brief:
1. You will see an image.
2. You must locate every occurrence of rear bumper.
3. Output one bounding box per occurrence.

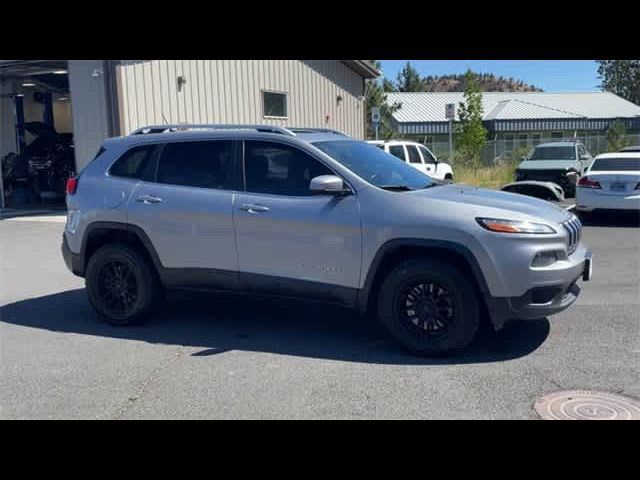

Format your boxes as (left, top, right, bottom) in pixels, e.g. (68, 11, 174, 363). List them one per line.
(485, 251, 591, 329)
(576, 189, 640, 211)
(61, 234, 84, 277)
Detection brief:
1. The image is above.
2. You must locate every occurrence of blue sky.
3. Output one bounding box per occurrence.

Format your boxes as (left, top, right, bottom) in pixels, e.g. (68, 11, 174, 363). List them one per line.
(379, 60, 600, 92)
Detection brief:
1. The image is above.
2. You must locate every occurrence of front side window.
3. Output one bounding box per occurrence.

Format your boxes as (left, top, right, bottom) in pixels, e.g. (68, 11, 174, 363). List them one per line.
(244, 141, 332, 196)
(109, 145, 156, 179)
(418, 145, 436, 164)
(406, 145, 423, 164)
(156, 141, 233, 189)
(263, 91, 288, 118)
(313, 140, 436, 191)
(388, 145, 406, 161)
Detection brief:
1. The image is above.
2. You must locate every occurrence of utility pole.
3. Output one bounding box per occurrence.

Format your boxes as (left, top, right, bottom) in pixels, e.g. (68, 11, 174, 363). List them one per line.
(445, 103, 455, 161)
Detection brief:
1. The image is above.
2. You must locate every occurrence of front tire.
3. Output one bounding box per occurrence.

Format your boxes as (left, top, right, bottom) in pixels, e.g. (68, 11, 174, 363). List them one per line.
(377, 258, 480, 356)
(85, 244, 161, 325)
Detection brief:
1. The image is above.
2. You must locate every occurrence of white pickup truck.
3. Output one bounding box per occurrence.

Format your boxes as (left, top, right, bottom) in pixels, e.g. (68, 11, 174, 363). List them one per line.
(368, 140, 454, 181)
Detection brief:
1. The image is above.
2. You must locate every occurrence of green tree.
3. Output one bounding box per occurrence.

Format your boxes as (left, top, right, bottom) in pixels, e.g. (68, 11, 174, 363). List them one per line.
(607, 120, 631, 151)
(597, 60, 640, 105)
(455, 70, 487, 169)
(395, 61, 424, 92)
(365, 61, 402, 139)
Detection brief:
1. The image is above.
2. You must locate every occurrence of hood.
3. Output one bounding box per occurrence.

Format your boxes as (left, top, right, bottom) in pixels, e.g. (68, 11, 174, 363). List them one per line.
(410, 184, 572, 223)
(518, 159, 576, 171)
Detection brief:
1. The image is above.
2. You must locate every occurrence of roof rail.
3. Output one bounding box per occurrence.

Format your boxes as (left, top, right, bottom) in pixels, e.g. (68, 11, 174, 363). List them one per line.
(287, 127, 349, 136)
(130, 124, 297, 136)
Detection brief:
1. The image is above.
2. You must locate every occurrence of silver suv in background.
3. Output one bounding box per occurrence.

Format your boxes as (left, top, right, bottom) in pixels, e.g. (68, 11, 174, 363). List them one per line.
(515, 141, 593, 197)
(62, 125, 592, 356)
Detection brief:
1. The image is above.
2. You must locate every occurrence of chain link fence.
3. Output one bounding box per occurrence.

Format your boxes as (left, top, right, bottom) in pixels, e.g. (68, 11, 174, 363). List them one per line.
(426, 134, 640, 168)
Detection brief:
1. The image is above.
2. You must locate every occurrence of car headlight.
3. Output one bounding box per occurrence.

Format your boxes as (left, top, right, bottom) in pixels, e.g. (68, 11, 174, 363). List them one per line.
(476, 217, 557, 234)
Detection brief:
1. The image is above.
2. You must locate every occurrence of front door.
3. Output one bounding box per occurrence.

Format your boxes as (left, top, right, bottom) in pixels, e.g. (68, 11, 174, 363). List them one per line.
(233, 140, 362, 302)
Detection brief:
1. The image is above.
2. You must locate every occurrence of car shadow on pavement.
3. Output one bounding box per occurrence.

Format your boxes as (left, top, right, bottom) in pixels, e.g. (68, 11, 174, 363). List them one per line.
(576, 210, 640, 228)
(1, 288, 550, 366)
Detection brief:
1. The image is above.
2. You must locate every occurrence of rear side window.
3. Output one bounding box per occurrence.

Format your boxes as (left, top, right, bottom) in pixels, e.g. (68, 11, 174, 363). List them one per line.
(590, 157, 640, 171)
(406, 145, 422, 164)
(109, 145, 156, 179)
(389, 145, 406, 161)
(156, 140, 233, 189)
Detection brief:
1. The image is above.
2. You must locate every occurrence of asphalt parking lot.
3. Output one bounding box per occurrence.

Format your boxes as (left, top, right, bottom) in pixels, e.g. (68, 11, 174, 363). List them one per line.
(1, 211, 639, 419)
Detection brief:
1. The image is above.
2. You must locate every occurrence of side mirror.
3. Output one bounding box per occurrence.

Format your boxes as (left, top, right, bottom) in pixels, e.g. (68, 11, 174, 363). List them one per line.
(566, 171, 579, 186)
(309, 175, 351, 196)
(579, 154, 590, 161)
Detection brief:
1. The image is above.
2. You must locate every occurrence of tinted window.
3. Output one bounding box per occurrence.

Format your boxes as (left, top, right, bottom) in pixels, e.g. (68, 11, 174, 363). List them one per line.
(418, 145, 436, 164)
(156, 141, 233, 189)
(590, 157, 640, 171)
(244, 141, 332, 196)
(529, 146, 576, 160)
(406, 145, 422, 164)
(313, 140, 435, 190)
(263, 91, 287, 118)
(389, 145, 405, 161)
(110, 145, 155, 179)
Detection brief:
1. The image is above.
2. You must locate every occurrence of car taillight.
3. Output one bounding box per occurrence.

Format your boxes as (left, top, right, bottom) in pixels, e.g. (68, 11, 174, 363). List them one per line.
(578, 176, 601, 189)
(66, 177, 78, 195)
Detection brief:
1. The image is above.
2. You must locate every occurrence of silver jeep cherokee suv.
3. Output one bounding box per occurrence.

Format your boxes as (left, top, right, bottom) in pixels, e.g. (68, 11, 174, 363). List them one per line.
(62, 124, 593, 356)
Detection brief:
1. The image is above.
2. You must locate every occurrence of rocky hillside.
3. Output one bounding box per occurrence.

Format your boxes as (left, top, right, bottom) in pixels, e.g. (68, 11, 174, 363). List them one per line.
(421, 73, 543, 92)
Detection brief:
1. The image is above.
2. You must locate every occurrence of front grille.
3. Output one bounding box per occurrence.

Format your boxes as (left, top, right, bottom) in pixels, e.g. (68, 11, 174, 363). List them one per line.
(562, 215, 582, 255)
(521, 169, 570, 188)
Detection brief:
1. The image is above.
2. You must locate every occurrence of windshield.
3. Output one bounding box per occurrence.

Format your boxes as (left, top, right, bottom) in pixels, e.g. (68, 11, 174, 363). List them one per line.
(313, 140, 435, 190)
(590, 157, 640, 171)
(528, 146, 576, 161)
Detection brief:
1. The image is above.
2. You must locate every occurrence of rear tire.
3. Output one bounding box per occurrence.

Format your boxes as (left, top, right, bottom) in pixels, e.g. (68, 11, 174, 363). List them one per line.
(377, 258, 480, 356)
(85, 244, 161, 325)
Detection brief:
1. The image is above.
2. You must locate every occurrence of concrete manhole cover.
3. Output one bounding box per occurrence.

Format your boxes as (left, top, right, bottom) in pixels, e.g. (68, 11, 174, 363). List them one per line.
(535, 390, 640, 420)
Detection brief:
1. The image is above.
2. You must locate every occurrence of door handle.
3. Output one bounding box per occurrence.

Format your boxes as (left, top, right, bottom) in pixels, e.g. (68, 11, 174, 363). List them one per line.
(240, 203, 270, 213)
(136, 194, 163, 204)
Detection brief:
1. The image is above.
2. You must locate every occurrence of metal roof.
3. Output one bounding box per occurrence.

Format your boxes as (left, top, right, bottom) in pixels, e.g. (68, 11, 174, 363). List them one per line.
(386, 91, 640, 123)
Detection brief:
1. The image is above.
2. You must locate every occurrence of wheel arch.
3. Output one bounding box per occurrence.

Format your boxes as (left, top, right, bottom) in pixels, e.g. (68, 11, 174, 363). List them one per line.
(357, 239, 490, 315)
(80, 222, 164, 281)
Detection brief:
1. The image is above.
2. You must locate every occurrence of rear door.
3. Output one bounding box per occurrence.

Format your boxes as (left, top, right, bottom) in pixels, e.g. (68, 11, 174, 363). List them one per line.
(126, 139, 239, 281)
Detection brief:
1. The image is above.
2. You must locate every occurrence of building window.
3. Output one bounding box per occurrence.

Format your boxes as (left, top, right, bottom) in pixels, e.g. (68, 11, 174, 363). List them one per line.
(531, 133, 542, 145)
(551, 131, 563, 140)
(518, 133, 528, 148)
(504, 134, 515, 152)
(262, 91, 288, 118)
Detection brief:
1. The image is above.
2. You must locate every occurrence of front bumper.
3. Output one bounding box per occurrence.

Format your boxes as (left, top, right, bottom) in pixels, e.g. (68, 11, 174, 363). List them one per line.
(485, 250, 592, 328)
(61, 234, 84, 277)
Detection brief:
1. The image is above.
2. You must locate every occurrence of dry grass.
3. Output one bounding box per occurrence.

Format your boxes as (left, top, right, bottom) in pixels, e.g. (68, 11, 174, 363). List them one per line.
(453, 163, 517, 189)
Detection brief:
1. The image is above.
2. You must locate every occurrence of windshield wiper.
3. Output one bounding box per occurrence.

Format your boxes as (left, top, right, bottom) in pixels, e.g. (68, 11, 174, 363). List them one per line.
(378, 184, 413, 191)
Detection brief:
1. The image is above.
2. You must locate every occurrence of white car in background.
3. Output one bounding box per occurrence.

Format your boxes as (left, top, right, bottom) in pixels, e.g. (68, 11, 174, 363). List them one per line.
(575, 152, 640, 213)
(368, 140, 454, 181)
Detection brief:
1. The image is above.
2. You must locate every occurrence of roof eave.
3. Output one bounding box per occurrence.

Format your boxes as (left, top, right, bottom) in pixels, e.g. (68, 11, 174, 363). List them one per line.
(341, 60, 379, 79)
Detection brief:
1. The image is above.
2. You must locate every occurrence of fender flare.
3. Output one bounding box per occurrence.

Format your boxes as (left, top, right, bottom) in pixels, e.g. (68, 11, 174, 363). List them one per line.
(79, 221, 164, 276)
(357, 238, 490, 313)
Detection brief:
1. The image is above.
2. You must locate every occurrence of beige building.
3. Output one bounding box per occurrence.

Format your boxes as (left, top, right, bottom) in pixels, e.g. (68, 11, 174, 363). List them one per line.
(1, 60, 378, 173)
